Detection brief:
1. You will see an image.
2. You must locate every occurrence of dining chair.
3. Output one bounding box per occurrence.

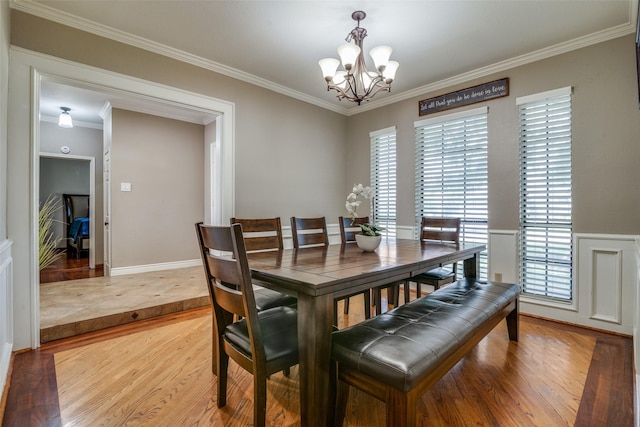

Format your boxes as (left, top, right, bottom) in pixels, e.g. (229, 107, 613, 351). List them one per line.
(338, 216, 372, 319)
(291, 216, 353, 324)
(340, 216, 407, 315)
(195, 222, 299, 427)
(407, 217, 461, 302)
(230, 217, 296, 310)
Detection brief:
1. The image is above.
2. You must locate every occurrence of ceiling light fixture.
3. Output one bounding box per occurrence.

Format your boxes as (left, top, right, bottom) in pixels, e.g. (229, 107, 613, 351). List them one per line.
(58, 107, 73, 128)
(319, 11, 399, 105)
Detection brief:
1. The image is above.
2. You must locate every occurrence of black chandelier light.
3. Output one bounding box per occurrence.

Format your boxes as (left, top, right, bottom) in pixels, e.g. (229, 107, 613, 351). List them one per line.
(319, 11, 399, 105)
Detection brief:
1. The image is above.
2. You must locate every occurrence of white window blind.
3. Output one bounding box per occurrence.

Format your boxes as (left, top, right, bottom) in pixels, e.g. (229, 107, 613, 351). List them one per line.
(414, 107, 488, 278)
(518, 87, 572, 301)
(370, 127, 396, 239)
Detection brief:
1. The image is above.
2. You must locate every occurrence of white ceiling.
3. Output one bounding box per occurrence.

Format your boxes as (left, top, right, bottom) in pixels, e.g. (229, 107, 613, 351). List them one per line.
(14, 0, 638, 124)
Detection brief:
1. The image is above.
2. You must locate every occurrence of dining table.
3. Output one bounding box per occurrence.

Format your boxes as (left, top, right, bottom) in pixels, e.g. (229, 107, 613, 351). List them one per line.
(247, 238, 486, 427)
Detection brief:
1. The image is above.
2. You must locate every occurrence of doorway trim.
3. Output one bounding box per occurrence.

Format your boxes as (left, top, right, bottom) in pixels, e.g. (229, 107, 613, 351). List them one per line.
(9, 47, 235, 349)
(39, 153, 96, 269)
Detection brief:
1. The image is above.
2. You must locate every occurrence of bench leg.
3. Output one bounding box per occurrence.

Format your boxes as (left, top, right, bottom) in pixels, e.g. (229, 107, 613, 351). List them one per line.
(334, 377, 350, 426)
(387, 387, 417, 427)
(506, 300, 519, 341)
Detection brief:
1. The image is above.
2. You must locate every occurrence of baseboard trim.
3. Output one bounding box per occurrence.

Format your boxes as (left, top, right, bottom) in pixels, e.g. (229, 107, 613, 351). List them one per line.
(110, 259, 201, 276)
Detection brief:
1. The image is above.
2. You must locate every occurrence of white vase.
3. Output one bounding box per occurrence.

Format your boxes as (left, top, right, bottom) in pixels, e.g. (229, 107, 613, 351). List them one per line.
(355, 234, 382, 251)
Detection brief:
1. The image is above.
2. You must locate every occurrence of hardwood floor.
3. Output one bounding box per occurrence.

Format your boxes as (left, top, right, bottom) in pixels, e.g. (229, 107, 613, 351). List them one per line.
(39, 253, 104, 284)
(2, 296, 634, 427)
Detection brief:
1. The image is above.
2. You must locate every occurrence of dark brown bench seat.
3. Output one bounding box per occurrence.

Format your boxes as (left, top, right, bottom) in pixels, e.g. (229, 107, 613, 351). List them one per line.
(331, 279, 521, 427)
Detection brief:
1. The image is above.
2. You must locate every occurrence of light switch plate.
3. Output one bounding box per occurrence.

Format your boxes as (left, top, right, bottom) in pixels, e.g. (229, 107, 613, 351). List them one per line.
(120, 182, 131, 192)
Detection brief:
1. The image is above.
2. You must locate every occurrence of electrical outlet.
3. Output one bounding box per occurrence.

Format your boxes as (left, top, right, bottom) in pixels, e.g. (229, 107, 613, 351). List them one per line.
(120, 182, 131, 192)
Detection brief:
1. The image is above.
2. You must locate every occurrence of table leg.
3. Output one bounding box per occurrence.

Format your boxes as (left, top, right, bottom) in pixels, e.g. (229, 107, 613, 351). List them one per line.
(297, 292, 335, 427)
(463, 252, 480, 279)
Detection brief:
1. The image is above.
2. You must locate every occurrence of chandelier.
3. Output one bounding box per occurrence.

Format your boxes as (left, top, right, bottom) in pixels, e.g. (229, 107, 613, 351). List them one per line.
(319, 11, 399, 105)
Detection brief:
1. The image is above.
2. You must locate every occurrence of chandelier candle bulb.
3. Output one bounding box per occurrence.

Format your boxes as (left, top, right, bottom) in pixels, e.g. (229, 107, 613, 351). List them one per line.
(319, 58, 340, 81)
(383, 61, 399, 82)
(369, 45, 392, 71)
(337, 43, 361, 70)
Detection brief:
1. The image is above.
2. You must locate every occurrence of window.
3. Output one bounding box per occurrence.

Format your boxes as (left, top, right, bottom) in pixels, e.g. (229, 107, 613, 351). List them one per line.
(518, 87, 572, 301)
(370, 127, 397, 239)
(414, 107, 488, 278)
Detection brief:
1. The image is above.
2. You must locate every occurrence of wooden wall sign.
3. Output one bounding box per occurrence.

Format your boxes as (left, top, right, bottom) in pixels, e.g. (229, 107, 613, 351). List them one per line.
(419, 78, 509, 116)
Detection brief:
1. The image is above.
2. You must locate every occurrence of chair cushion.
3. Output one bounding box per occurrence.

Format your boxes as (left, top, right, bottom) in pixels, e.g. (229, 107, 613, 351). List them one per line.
(414, 267, 454, 281)
(253, 282, 297, 311)
(224, 306, 298, 361)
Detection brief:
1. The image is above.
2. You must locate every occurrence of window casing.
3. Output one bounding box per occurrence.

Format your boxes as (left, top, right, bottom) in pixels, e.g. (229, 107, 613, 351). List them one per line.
(370, 127, 397, 239)
(414, 107, 488, 278)
(518, 87, 573, 301)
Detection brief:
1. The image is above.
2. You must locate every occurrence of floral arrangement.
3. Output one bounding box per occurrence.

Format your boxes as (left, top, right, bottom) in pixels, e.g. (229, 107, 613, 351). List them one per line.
(345, 184, 385, 237)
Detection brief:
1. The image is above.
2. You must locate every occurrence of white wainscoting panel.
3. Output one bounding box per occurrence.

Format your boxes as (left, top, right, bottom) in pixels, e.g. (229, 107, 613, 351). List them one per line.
(575, 234, 637, 335)
(488, 230, 518, 283)
(589, 248, 623, 324)
(488, 231, 638, 335)
(0, 239, 13, 397)
(396, 226, 415, 240)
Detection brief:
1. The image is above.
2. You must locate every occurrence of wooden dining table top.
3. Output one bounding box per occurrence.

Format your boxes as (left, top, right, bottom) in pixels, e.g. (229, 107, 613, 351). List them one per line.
(247, 238, 486, 298)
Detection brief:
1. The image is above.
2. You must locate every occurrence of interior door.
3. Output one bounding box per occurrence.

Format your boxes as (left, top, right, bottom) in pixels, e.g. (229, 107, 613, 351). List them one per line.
(103, 148, 111, 276)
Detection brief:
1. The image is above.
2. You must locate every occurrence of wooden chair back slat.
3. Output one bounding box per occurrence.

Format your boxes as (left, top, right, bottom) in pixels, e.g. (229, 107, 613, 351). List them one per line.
(230, 217, 284, 252)
(420, 217, 461, 245)
(290, 217, 329, 249)
(339, 216, 369, 243)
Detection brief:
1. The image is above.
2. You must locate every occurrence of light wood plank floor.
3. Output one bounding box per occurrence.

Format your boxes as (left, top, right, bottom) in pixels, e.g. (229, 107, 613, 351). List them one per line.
(4, 294, 634, 426)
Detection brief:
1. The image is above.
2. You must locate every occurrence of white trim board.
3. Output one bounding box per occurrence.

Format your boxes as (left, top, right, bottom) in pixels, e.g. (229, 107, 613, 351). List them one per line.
(110, 259, 201, 276)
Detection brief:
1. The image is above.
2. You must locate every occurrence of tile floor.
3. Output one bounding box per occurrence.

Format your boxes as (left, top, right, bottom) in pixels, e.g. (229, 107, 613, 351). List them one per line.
(40, 266, 210, 342)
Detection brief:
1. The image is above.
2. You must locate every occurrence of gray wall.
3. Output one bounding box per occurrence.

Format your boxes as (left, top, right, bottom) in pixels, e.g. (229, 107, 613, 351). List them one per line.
(40, 121, 104, 259)
(0, 1, 8, 240)
(346, 34, 640, 235)
(110, 109, 204, 267)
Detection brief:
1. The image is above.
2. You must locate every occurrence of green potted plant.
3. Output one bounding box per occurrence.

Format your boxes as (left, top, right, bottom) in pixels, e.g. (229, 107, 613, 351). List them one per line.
(39, 195, 65, 270)
(345, 184, 385, 251)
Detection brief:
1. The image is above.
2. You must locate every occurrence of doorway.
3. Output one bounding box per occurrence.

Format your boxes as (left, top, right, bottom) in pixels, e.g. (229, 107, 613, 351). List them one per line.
(6, 48, 236, 348)
(36, 81, 218, 342)
(39, 154, 100, 283)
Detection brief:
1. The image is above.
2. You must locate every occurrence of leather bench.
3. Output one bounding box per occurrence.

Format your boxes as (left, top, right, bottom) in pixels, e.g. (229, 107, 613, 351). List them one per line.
(331, 279, 520, 427)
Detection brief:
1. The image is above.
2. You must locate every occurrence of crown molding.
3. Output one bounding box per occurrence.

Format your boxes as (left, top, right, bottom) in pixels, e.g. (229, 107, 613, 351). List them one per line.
(12, 0, 637, 117)
(348, 21, 636, 116)
(11, 0, 349, 115)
